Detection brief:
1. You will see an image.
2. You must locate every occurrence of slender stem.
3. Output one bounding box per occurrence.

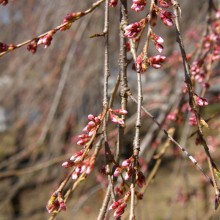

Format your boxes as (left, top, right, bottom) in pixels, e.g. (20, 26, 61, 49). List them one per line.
(127, 91, 214, 187)
(172, 0, 220, 207)
(0, 0, 105, 57)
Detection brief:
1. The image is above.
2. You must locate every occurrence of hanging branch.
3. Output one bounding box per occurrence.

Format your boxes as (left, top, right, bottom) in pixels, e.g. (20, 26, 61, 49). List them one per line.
(0, 0, 105, 57)
(172, 0, 220, 209)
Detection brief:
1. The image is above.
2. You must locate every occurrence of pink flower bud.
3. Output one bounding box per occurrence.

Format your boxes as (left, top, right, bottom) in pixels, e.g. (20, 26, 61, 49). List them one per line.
(155, 43, 164, 53)
(0, 42, 8, 53)
(131, 0, 147, 12)
(136, 171, 146, 188)
(109, 199, 123, 210)
(109, 0, 118, 7)
(113, 202, 127, 218)
(160, 11, 175, 27)
(88, 114, 95, 121)
(124, 22, 143, 38)
(196, 96, 208, 106)
(112, 109, 128, 115)
(114, 167, 122, 177)
(62, 160, 74, 168)
(122, 159, 131, 167)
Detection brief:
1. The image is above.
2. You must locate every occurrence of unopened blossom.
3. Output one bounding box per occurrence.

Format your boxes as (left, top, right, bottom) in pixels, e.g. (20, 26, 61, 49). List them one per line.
(124, 22, 143, 38)
(122, 158, 132, 167)
(46, 193, 66, 214)
(114, 203, 127, 218)
(70, 150, 84, 163)
(135, 53, 148, 72)
(62, 160, 75, 168)
(136, 171, 146, 188)
(131, 0, 147, 12)
(160, 10, 175, 27)
(113, 167, 122, 177)
(38, 34, 53, 48)
(109, 0, 118, 7)
(0, 42, 8, 53)
(60, 12, 84, 31)
(195, 96, 208, 106)
(158, 0, 172, 8)
(109, 199, 124, 210)
(27, 41, 38, 54)
(151, 33, 164, 53)
(149, 55, 166, 69)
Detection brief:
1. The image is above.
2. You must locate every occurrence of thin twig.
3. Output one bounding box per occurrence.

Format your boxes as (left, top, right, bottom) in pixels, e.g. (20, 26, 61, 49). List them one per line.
(172, 0, 220, 208)
(0, 0, 105, 58)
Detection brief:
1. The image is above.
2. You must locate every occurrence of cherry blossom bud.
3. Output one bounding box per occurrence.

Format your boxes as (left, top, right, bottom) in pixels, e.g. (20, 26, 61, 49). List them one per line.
(62, 160, 74, 168)
(109, 199, 123, 210)
(135, 54, 148, 72)
(160, 11, 175, 27)
(155, 43, 164, 53)
(57, 194, 66, 211)
(122, 158, 132, 167)
(72, 172, 79, 180)
(136, 171, 146, 188)
(149, 55, 166, 69)
(114, 167, 122, 177)
(0, 42, 8, 52)
(70, 151, 84, 162)
(110, 113, 125, 125)
(88, 114, 95, 121)
(124, 22, 143, 38)
(114, 202, 127, 218)
(27, 41, 38, 54)
(60, 12, 84, 31)
(131, 0, 147, 12)
(109, 0, 118, 7)
(38, 34, 53, 48)
(111, 109, 128, 115)
(195, 96, 208, 106)
(158, 0, 170, 8)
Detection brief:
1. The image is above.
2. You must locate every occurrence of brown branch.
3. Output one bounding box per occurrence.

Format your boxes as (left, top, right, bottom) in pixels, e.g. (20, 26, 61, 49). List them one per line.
(0, 0, 105, 58)
(172, 0, 220, 208)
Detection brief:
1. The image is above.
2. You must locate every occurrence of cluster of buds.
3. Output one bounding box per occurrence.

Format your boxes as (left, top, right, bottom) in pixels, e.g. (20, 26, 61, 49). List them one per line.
(46, 192, 66, 214)
(113, 157, 146, 187)
(71, 160, 93, 180)
(27, 40, 38, 54)
(109, 0, 118, 7)
(190, 60, 209, 88)
(124, 19, 146, 39)
(194, 94, 208, 107)
(115, 183, 126, 196)
(60, 12, 84, 31)
(160, 10, 175, 27)
(135, 53, 148, 73)
(62, 113, 102, 168)
(158, 0, 173, 8)
(131, 0, 147, 12)
(109, 108, 128, 126)
(151, 32, 164, 53)
(27, 32, 54, 54)
(0, 0, 8, 5)
(109, 191, 130, 218)
(148, 55, 166, 69)
(37, 32, 54, 48)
